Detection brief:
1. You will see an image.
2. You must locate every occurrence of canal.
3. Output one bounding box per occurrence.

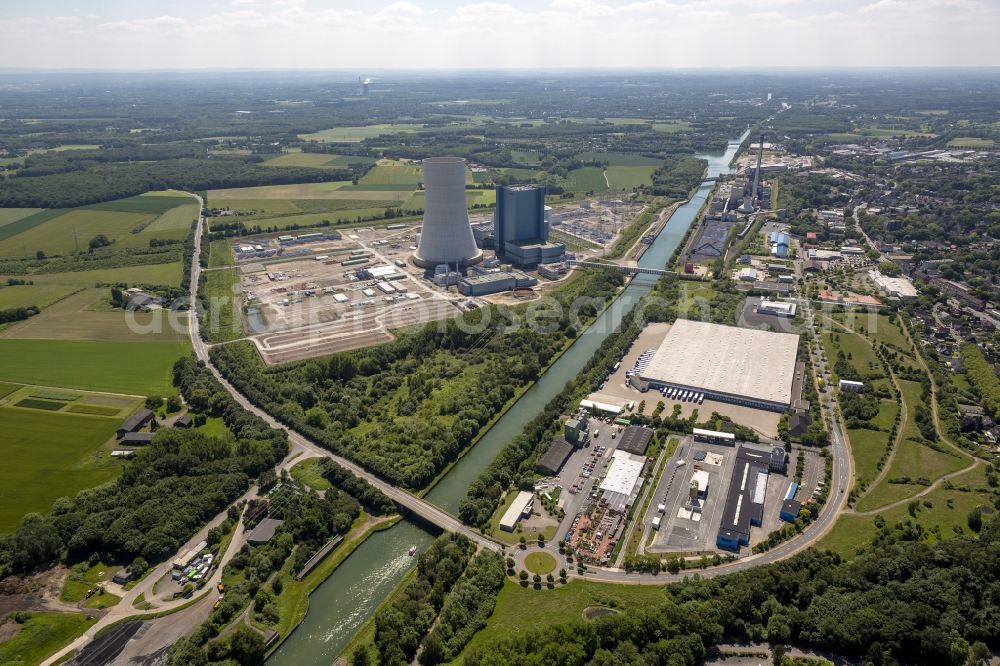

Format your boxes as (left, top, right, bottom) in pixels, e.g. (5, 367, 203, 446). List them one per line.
(267, 130, 749, 665)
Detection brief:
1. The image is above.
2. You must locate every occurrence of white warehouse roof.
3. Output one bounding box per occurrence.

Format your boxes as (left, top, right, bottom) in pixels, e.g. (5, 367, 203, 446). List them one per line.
(599, 451, 646, 513)
(639, 320, 800, 407)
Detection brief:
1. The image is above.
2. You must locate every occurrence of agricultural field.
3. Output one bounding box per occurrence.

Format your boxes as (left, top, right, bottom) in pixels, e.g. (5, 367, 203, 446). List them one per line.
(0, 208, 43, 230)
(298, 123, 428, 143)
(0, 193, 196, 258)
(402, 189, 495, 210)
(575, 152, 663, 166)
(207, 240, 234, 268)
(560, 167, 608, 193)
(358, 160, 423, 186)
(261, 151, 377, 169)
(605, 166, 657, 189)
(946, 137, 995, 148)
(0, 288, 188, 343)
(456, 579, 665, 661)
(0, 283, 78, 310)
(0, 388, 138, 531)
(0, 339, 189, 395)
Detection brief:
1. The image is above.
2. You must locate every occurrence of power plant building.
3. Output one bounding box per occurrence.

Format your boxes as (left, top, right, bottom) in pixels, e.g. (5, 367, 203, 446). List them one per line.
(457, 270, 538, 297)
(493, 185, 565, 268)
(638, 320, 800, 412)
(413, 157, 483, 268)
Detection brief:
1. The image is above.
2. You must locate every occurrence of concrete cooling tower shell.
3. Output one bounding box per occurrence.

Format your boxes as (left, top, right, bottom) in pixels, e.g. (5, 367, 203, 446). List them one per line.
(413, 157, 482, 268)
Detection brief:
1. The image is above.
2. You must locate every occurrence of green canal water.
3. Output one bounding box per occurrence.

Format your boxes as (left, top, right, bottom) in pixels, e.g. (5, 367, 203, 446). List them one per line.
(267, 132, 749, 665)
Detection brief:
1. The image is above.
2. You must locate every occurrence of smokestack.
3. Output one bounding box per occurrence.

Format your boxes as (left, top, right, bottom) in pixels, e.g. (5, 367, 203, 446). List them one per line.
(413, 157, 483, 268)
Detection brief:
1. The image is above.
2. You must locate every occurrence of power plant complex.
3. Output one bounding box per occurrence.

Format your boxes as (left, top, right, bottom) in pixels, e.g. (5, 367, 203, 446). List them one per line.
(413, 157, 483, 269)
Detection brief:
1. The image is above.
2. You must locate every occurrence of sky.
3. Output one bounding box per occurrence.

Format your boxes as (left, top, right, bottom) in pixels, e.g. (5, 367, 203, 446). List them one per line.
(1, 0, 998, 70)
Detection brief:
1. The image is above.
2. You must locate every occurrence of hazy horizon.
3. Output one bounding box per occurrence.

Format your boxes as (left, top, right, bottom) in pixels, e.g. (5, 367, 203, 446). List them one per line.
(2, 0, 998, 70)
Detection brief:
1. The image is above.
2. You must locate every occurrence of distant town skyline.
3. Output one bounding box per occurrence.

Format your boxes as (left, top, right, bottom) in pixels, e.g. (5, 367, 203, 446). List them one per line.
(1, 0, 998, 70)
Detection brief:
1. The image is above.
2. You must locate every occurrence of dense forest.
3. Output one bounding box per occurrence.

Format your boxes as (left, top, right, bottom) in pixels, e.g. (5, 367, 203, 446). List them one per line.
(370, 533, 476, 665)
(211, 269, 624, 491)
(0, 157, 354, 208)
(463, 517, 1000, 665)
(0, 356, 287, 579)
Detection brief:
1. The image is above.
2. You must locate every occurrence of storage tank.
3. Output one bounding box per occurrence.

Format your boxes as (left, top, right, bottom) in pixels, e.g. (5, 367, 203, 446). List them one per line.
(413, 157, 482, 268)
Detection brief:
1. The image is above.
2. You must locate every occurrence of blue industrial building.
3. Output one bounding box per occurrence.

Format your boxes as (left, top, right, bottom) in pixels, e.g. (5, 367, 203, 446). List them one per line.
(770, 231, 790, 258)
(494, 185, 565, 268)
(779, 481, 802, 522)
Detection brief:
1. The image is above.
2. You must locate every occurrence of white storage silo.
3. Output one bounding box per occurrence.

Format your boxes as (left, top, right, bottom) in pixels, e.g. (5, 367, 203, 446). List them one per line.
(413, 157, 482, 268)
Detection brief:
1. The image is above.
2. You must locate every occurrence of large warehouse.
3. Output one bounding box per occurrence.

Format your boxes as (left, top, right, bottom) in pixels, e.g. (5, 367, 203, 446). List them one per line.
(639, 320, 800, 412)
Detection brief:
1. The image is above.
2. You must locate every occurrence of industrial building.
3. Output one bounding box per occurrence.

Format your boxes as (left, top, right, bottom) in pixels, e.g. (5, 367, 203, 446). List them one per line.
(457, 269, 538, 296)
(247, 518, 284, 546)
(756, 299, 797, 318)
(693, 428, 736, 444)
(536, 437, 575, 476)
(616, 425, 654, 456)
(716, 446, 771, 551)
(599, 450, 647, 513)
(413, 157, 483, 268)
(499, 491, 534, 532)
(868, 270, 918, 299)
(639, 320, 800, 412)
(779, 482, 802, 522)
(769, 231, 790, 258)
(492, 185, 565, 268)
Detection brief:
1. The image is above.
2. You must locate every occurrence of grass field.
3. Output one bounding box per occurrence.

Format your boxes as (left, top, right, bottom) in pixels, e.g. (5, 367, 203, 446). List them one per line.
(402, 189, 494, 210)
(261, 152, 377, 169)
(289, 458, 332, 491)
(200, 268, 243, 344)
(560, 167, 608, 193)
(298, 123, 427, 142)
(0, 208, 43, 229)
(575, 152, 662, 166)
(0, 283, 78, 310)
(820, 327, 880, 379)
(0, 405, 124, 532)
(207, 240, 234, 269)
(848, 425, 894, 487)
(0, 339, 188, 395)
(359, 161, 422, 186)
(524, 552, 557, 575)
(456, 579, 665, 661)
(817, 486, 993, 559)
(947, 137, 995, 148)
(605, 166, 656, 189)
(0, 194, 195, 257)
(0, 288, 188, 342)
(0, 611, 96, 666)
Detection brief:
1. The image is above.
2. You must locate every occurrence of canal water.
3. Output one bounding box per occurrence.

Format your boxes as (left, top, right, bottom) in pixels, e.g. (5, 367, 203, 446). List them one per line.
(267, 131, 749, 665)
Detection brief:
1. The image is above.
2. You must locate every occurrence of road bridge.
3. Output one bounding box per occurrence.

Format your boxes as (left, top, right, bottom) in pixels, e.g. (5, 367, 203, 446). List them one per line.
(185, 194, 501, 553)
(568, 259, 673, 277)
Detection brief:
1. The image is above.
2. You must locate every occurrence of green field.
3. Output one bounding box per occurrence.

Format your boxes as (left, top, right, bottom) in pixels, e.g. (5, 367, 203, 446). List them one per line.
(524, 552, 557, 575)
(946, 137, 995, 148)
(605, 166, 656, 189)
(0, 405, 124, 532)
(0, 283, 78, 310)
(848, 425, 894, 487)
(200, 268, 243, 344)
(289, 458, 332, 491)
(0, 611, 96, 666)
(0, 208, 43, 229)
(207, 240, 234, 268)
(560, 167, 608, 193)
(457, 579, 665, 660)
(402, 189, 495, 210)
(261, 152, 377, 169)
(0, 194, 195, 257)
(0, 339, 189, 395)
(575, 152, 662, 166)
(817, 486, 993, 559)
(359, 161, 422, 186)
(298, 123, 427, 143)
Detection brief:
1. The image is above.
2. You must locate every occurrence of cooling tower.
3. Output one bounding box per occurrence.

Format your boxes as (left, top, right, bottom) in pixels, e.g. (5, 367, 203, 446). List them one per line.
(413, 157, 482, 269)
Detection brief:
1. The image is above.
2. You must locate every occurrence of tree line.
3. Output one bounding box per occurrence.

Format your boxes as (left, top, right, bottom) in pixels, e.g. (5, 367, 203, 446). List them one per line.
(463, 516, 1000, 665)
